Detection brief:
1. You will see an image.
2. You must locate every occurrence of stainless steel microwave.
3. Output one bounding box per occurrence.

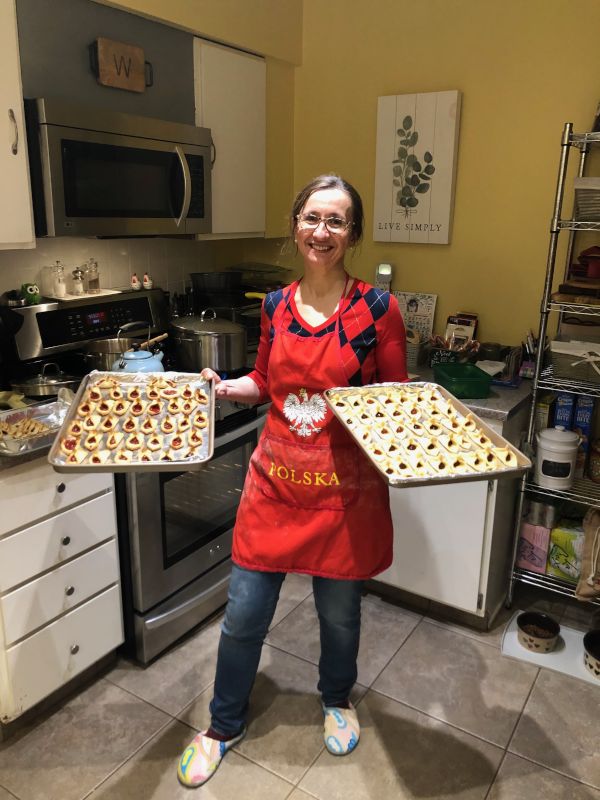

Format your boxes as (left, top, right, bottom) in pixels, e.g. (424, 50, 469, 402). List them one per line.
(25, 98, 212, 237)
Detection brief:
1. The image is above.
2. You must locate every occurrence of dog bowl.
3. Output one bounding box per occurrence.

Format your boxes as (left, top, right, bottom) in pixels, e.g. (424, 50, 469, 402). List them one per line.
(516, 611, 560, 653)
(583, 629, 600, 680)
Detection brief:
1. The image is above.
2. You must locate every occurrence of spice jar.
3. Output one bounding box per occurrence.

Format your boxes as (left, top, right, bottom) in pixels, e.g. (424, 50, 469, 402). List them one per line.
(52, 261, 66, 298)
(588, 439, 600, 484)
(85, 259, 101, 294)
(71, 266, 85, 295)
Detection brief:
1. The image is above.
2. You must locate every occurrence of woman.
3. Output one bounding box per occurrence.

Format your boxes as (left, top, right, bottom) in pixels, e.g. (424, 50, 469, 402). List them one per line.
(178, 174, 407, 788)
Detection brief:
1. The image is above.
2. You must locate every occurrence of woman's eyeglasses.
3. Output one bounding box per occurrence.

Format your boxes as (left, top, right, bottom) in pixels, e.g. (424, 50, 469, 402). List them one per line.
(296, 213, 353, 234)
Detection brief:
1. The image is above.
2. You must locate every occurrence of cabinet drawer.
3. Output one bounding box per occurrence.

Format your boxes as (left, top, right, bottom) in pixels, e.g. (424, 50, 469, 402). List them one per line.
(0, 492, 117, 592)
(0, 457, 113, 535)
(6, 585, 123, 716)
(2, 540, 119, 646)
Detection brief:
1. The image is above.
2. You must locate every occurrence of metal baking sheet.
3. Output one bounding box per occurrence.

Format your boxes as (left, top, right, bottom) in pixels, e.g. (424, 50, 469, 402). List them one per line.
(324, 382, 532, 488)
(0, 399, 70, 457)
(48, 371, 214, 473)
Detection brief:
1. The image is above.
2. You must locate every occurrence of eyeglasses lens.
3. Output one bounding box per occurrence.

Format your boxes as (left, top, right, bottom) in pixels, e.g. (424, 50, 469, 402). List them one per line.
(298, 214, 348, 233)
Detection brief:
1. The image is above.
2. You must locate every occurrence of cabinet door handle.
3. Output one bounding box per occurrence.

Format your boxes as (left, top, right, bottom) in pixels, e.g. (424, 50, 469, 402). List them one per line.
(61, 535, 71, 546)
(56, 482, 66, 494)
(65, 585, 75, 596)
(70, 644, 79, 655)
(8, 109, 18, 155)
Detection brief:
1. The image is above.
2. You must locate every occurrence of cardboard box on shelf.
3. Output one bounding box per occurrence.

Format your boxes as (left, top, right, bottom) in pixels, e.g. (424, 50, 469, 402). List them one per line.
(546, 519, 585, 583)
(516, 522, 551, 574)
(553, 392, 576, 429)
(573, 395, 595, 478)
(535, 393, 556, 432)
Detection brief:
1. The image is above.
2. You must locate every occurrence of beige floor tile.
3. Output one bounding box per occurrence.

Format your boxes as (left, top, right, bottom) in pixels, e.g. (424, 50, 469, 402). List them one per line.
(90, 718, 294, 800)
(269, 573, 314, 629)
(0, 788, 17, 800)
(178, 644, 364, 784)
(266, 594, 420, 686)
(488, 753, 600, 799)
(509, 669, 600, 788)
(299, 690, 503, 800)
(0, 679, 169, 800)
(286, 791, 319, 800)
(372, 620, 538, 746)
(105, 614, 222, 715)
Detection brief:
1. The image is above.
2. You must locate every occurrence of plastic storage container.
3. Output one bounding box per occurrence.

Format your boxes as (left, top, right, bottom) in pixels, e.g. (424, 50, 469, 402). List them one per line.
(432, 362, 491, 398)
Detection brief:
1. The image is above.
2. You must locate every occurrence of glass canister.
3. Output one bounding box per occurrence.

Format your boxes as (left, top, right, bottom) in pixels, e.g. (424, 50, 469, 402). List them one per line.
(71, 266, 85, 295)
(85, 258, 101, 294)
(588, 439, 600, 484)
(52, 261, 67, 298)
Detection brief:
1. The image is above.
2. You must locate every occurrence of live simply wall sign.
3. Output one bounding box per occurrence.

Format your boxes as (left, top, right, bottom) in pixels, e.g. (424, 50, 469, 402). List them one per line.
(373, 90, 461, 244)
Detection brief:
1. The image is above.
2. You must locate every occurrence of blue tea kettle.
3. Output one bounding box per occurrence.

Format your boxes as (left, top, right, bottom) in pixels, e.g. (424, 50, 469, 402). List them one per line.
(111, 321, 166, 373)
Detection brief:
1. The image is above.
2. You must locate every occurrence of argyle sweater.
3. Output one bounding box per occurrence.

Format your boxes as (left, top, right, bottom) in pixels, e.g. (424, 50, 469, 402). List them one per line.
(248, 278, 407, 400)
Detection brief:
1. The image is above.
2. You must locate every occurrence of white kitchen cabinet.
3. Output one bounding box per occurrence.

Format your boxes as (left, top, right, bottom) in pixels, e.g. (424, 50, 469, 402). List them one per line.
(0, 0, 35, 250)
(377, 405, 527, 623)
(0, 458, 122, 723)
(193, 38, 266, 238)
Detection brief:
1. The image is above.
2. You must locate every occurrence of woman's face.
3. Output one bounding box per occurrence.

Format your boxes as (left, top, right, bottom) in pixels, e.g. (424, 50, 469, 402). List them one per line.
(295, 188, 354, 272)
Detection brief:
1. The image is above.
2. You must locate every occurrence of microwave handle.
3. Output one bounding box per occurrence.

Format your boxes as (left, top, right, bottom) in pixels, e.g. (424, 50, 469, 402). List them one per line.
(174, 145, 192, 228)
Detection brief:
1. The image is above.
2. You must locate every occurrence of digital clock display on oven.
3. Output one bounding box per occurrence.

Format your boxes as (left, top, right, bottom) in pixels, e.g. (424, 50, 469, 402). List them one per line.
(86, 311, 107, 327)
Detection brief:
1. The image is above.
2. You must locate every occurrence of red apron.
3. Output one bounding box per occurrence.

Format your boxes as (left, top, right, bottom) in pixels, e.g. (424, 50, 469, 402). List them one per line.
(232, 279, 393, 580)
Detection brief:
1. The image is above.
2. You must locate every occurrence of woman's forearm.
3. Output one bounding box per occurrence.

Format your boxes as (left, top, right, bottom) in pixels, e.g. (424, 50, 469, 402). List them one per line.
(215, 375, 261, 404)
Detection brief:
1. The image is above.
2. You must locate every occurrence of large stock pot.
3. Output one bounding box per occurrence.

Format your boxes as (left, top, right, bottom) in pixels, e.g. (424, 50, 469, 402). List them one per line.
(170, 309, 247, 373)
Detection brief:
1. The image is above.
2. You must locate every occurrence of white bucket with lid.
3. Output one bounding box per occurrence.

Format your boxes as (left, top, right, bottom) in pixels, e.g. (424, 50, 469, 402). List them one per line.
(534, 427, 580, 490)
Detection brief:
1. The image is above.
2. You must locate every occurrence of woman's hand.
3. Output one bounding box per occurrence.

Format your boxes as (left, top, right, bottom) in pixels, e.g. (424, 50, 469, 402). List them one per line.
(200, 368, 260, 404)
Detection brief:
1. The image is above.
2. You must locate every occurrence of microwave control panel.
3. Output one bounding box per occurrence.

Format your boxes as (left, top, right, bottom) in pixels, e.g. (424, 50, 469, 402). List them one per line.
(36, 296, 154, 347)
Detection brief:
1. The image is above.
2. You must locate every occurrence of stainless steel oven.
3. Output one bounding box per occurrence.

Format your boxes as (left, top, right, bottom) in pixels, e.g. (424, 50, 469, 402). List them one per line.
(116, 405, 268, 664)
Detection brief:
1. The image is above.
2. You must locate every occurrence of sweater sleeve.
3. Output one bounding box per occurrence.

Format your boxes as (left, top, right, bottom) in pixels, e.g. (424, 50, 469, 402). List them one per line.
(246, 301, 272, 401)
(376, 293, 409, 382)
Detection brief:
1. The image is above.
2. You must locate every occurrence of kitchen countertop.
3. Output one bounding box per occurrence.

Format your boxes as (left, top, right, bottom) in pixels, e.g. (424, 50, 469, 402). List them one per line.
(411, 367, 532, 421)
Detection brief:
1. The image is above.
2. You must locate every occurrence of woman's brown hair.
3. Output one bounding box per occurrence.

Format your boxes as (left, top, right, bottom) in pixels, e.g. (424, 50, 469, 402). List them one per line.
(290, 174, 364, 245)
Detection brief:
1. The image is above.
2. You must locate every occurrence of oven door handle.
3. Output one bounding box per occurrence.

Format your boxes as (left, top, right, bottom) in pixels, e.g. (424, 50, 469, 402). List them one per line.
(214, 410, 267, 449)
(145, 571, 230, 630)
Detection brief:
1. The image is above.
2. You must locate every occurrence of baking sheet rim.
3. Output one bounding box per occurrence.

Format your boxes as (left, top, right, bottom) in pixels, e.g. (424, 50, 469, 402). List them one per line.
(324, 381, 532, 488)
(47, 371, 215, 473)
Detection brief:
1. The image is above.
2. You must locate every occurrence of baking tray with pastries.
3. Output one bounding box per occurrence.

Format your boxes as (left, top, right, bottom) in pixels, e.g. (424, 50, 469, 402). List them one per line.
(48, 371, 214, 473)
(0, 398, 70, 457)
(324, 382, 531, 488)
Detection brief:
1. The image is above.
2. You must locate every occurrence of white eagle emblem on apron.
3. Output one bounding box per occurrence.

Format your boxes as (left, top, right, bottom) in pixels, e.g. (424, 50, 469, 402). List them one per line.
(283, 388, 327, 437)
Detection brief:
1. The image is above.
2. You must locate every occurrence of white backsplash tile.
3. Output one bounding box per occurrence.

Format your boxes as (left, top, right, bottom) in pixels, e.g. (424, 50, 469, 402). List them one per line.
(0, 237, 239, 299)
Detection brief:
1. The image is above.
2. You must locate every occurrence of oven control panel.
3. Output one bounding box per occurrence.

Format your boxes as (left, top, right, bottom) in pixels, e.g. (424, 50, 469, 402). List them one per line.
(36, 296, 153, 347)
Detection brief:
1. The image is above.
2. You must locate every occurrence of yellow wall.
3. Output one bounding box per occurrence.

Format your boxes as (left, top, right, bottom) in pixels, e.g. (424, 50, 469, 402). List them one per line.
(95, 0, 302, 63)
(287, 0, 600, 345)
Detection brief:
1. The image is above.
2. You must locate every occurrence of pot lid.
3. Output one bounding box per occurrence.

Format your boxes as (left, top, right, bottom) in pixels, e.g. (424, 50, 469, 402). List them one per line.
(170, 311, 245, 337)
(538, 426, 580, 444)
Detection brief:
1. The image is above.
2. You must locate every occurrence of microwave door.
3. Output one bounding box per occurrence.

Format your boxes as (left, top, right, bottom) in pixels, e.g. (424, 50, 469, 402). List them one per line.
(38, 126, 190, 236)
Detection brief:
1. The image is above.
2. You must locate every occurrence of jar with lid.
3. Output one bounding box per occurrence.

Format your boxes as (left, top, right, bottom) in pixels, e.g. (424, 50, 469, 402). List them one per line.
(52, 261, 66, 298)
(71, 266, 85, 295)
(85, 258, 101, 294)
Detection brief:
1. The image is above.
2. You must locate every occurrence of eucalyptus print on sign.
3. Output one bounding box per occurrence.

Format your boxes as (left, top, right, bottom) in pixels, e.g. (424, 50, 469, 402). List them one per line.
(392, 115, 435, 216)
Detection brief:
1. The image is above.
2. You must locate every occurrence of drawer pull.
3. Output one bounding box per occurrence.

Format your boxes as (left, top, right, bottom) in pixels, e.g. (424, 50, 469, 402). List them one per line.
(65, 585, 75, 596)
(61, 536, 71, 546)
(70, 644, 79, 655)
(57, 482, 66, 494)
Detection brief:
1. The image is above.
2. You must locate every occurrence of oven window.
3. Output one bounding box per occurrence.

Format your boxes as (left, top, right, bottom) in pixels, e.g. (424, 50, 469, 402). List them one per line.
(160, 428, 256, 567)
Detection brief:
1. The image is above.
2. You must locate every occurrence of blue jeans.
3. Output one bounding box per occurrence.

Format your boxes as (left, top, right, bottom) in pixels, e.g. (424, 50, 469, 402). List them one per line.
(209, 564, 364, 736)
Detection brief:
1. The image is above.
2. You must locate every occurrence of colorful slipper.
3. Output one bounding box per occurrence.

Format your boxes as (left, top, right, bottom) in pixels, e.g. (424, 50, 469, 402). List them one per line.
(177, 728, 246, 787)
(323, 702, 360, 755)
